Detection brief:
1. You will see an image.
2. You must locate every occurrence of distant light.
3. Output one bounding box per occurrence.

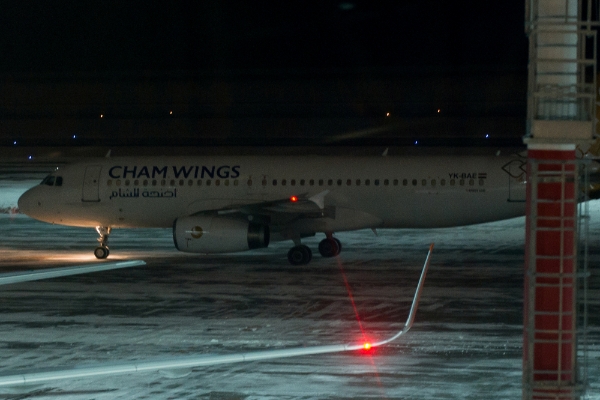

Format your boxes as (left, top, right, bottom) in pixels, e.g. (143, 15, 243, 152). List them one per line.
(13, 141, 17, 145)
(386, 112, 390, 117)
(339, 2, 355, 11)
(28, 155, 33, 160)
(485, 134, 489, 138)
(290, 195, 298, 202)
(363, 342, 372, 350)
(169, 111, 173, 115)
(437, 109, 441, 113)
(414, 140, 418, 145)
(100, 114, 104, 118)
(72, 134, 77, 139)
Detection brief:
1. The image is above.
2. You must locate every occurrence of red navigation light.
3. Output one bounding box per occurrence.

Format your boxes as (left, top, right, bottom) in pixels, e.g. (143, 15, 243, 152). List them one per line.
(363, 342, 372, 351)
(290, 196, 298, 202)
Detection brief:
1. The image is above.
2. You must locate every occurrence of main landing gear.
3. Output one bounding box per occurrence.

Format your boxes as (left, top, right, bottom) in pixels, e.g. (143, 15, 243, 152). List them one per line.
(286, 233, 342, 265)
(94, 226, 111, 259)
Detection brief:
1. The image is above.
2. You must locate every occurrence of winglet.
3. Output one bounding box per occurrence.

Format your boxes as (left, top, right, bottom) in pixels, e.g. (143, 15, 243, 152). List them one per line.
(382, 148, 389, 156)
(368, 243, 433, 347)
(105, 150, 112, 158)
(308, 190, 329, 209)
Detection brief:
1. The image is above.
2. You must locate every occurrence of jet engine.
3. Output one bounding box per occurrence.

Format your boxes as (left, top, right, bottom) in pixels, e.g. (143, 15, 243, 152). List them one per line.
(173, 216, 269, 253)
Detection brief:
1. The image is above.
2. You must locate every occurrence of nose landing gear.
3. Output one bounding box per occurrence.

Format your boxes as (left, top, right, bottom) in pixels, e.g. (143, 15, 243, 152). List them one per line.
(94, 226, 111, 259)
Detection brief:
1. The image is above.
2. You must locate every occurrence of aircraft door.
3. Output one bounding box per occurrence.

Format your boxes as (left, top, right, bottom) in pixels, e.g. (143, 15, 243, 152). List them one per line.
(501, 158, 526, 202)
(82, 165, 102, 202)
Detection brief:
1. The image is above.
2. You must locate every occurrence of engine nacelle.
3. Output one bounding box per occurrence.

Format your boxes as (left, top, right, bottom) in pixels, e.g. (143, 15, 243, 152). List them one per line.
(173, 216, 269, 253)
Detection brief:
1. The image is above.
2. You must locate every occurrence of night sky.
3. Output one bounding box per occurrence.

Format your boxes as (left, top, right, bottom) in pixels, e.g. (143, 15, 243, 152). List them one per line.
(0, 1, 529, 147)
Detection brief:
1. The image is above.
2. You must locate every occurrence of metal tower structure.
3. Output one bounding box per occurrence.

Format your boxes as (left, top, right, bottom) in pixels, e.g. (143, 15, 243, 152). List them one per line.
(524, 0, 597, 399)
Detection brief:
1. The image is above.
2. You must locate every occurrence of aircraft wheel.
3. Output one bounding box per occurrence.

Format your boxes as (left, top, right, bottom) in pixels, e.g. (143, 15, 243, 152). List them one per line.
(318, 238, 340, 257)
(288, 245, 312, 265)
(94, 246, 109, 259)
(334, 238, 342, 254)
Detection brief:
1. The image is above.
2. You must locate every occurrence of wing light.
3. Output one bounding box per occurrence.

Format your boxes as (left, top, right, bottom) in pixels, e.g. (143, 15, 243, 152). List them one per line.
(289, 196, 298, 202)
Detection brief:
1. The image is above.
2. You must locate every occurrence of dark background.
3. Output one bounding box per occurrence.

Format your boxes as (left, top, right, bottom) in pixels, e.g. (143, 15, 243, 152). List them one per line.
(0, 1, 528, 147)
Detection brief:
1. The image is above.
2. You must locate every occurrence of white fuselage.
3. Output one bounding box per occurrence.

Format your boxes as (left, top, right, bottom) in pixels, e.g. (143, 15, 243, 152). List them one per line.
(18, 154, 526, 237)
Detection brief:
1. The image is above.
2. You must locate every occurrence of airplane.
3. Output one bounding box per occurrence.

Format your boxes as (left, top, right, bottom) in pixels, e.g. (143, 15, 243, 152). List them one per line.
(17, 150, 540, 265)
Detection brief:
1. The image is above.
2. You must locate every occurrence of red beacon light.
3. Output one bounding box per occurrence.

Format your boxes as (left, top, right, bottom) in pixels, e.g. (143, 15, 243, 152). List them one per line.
(290, 195, 298, 202)
(363, 342, 372, 351)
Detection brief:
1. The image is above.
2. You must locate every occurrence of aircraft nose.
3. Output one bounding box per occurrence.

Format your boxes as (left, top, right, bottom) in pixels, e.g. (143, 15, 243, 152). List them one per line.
(17, 188, 38, 217)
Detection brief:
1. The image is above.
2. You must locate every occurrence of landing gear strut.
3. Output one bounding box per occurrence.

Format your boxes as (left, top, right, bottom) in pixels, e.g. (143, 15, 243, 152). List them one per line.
(94, 226, 111, 259)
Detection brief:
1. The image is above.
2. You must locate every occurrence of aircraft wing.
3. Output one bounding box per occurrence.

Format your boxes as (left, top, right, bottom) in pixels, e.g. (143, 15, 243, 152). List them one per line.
(0, 245, 433, 387)
(198, 190, 332, 221)
(0, 261, 146, 286)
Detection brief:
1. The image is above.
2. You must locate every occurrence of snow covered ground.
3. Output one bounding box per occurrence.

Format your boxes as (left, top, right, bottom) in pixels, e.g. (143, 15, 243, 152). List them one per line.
(0, 180, 598, 399)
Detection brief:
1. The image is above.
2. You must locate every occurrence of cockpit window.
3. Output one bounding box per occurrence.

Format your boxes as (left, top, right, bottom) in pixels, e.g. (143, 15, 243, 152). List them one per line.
(41, 175, 55, 186)
(40, 175, 63, 186)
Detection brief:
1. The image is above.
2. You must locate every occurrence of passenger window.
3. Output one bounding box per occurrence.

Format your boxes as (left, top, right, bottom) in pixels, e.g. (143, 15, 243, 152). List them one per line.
(143, 180, 149, 187)
(291, 179, 296, 186)
(234, 180, 239, 186)
(441, 179, 446, 186)
(273, 179, 277, 186)
(479, 179, 484, 186)
(206, 180, 211, 186)
(125, 180, 130, 186)
(170, 179, 175, 186)
(224, 180, 229, 186)
(347, 179, 351, 186)
(365, 179, 370, 186)
(197, 180, 202, 186)
(431, 179, 436, 186)
(412, 179, 417, 186)
(421, 179, 426, 186)
(262, 179, 267, 186)
(310, 179, 314, 186)
(328, 179, 333, 186)
(247, 179, 252, 186)
(282, 179, 287, 186)
(460, 179, 465, 186)
(374, 179, 380, 186)
(116, 180, 121, 186)
(450, 179, 455, 186)
(300, 179, 305, 186)
(179, 179, 184, 186)
(188, 180, 193, 186)
(161, 179, 166, 186)
(403, 179, 408, 186)
(318, 179, 323, 186)
(215, 180, 220, 186)
(337, 179, 342, 186)
(469, 179, 474, 186)
(134, 180, 139, 186)
(107, 180, 112, 186)
(356, 179, 361, 186)
(384, 179, 389, 186)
